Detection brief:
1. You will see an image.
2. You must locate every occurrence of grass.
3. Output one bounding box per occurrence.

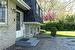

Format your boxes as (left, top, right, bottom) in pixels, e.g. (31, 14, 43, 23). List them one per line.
(57, 31, 75, 37)
(41, 30, 75, 37)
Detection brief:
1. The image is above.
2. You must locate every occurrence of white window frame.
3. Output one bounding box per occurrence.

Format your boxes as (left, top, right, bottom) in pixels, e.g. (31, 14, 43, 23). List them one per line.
(0, 0, 7, 24)
(36, 3, 38, 14)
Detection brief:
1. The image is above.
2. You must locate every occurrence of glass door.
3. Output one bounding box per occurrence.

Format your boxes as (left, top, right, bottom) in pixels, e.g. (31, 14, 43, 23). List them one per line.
(16, 10, 24, 38)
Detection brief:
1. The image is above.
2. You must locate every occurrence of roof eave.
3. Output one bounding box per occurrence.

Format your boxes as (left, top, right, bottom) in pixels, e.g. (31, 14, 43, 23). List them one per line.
(17, 0, 31, 10)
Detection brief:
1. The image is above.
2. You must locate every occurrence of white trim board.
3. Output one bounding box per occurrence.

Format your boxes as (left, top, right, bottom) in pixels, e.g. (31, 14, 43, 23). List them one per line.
(23, 22, 41, 25)
(17, 0, 31, 10)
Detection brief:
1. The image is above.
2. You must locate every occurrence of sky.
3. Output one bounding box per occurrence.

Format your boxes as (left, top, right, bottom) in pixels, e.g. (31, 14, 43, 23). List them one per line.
(58, 0, 75, 13)
(37, 0, 75, 13)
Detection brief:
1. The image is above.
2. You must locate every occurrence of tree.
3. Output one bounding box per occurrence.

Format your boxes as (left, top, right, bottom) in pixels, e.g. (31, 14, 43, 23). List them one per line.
(37, 0, 75, 22)
(43, 10, 55, 21)
(65, 15, 75, 23)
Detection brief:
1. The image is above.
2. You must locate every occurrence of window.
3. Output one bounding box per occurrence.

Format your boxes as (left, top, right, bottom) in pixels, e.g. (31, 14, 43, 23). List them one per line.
(16, 12, 20, 30)
(40, 10, 42, 17)
(0, 0, 7, 23)
(36, 4, 38, 14)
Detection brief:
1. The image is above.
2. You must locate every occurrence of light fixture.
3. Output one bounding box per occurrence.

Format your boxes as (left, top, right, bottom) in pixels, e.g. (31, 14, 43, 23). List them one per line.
(11, 8, 16, 13)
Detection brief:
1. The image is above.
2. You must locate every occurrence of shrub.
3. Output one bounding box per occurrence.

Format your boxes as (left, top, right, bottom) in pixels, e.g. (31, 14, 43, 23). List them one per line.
(41, 22, 75, 31)
(50, 27, 57, 37)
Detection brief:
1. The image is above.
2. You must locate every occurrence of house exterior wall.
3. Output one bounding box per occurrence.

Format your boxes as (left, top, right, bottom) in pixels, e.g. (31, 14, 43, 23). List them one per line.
(24, 24, 40, 38)
(0, 0, 41, 49)
(23, 22, 40, 38)
(0, 0, 16, 50)
(22, 0, 42, 38)
(23, 0, 43, 22)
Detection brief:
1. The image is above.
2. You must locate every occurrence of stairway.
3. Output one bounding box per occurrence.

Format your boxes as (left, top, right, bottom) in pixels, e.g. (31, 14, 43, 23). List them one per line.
(16, 38, 40, 47)
(27, 38, 40, 46)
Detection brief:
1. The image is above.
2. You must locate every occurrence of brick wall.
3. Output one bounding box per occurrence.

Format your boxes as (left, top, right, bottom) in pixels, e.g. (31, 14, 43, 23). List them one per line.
(0, 0, 16, 50)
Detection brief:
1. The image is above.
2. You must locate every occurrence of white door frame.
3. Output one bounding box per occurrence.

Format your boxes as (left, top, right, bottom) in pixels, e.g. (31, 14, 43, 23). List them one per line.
(16, 10, 24, 38)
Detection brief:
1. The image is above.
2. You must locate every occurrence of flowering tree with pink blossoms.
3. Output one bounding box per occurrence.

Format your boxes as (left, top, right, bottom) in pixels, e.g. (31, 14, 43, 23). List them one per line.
(43, 10, 55, 21)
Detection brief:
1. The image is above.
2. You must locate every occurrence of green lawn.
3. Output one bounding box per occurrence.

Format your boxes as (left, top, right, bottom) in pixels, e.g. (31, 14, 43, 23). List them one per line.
(43, 31, 75, 37)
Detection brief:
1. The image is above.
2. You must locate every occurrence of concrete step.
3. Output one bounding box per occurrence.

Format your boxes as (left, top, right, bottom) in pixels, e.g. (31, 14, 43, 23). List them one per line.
(27, 38, 37, 43)
(16, 38, 40, 47)
(27, 38, 40, 46)
(31, 40, 40, 46)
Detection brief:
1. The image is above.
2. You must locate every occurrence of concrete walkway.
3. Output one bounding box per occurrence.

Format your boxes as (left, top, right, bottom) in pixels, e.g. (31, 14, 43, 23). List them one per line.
(39, 37, 75, 50)
(7, 37, 75, 50)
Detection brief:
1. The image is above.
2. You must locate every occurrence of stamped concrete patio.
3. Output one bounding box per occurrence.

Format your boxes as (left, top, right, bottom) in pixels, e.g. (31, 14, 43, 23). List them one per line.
(6, 36, 75, 50)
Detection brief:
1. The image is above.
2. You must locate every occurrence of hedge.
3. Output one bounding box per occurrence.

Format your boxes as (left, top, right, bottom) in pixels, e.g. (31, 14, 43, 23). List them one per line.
(41, 22, 75, 31)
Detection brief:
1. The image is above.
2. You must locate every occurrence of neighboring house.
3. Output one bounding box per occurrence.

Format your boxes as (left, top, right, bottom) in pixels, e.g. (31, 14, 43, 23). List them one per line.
(0, 0, 43, 50)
